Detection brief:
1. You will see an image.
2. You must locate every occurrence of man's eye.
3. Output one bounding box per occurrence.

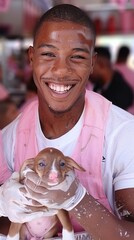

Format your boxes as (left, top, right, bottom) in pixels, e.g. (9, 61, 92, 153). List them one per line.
(41, 52, 55, 57)
(71, 55, 86, 60)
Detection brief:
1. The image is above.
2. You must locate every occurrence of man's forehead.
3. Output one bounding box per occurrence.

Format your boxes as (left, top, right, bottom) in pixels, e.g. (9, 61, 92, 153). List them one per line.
(35, 21, 94, 46)
(38, 21, 93, 37)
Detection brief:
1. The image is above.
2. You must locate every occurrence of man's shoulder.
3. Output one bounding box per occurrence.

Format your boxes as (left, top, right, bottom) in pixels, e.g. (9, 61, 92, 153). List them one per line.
(11, 99, 39, 133)
(20, 98, 38, 115)
(106, 104, 134, 136)
(86, 89, 111, 104)
(2, 113, 20, 131)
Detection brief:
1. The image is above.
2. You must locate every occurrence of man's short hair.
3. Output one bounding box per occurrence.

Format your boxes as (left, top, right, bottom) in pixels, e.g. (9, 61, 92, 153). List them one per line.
(33, 4, 96, 44)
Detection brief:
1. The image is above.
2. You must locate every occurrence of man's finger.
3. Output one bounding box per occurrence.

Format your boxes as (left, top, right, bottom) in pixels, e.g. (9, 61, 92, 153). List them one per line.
(24, 178, 47, 193)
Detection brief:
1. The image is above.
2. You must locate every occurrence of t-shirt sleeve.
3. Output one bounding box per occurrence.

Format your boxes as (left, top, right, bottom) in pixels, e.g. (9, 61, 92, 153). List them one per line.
(0, 131, 11, 184)
(106, 106, 134, 191)
(113, 132, 134, 191)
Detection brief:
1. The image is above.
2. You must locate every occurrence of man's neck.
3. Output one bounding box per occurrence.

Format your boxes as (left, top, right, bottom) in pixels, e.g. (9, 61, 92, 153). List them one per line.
(38, 100, 84, 139)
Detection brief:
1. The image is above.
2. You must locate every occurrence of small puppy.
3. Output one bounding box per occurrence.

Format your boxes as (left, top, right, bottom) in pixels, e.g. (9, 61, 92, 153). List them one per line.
(7, 147, 85, 240)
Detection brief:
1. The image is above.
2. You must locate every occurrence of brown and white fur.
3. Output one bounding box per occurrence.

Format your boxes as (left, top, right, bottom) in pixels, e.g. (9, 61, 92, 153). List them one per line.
(7, 147, 85, 240)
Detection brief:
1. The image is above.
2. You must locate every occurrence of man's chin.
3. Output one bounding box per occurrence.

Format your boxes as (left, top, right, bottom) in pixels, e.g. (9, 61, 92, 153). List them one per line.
(48, 105, 72, 115)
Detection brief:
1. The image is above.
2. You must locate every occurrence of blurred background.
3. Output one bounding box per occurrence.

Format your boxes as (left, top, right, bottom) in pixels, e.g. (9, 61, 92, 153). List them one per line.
(0, 0, 134, 128)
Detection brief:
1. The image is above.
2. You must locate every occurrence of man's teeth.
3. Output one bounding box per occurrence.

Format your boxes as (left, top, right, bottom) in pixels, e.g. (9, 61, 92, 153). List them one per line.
(48, 83, 72, 93)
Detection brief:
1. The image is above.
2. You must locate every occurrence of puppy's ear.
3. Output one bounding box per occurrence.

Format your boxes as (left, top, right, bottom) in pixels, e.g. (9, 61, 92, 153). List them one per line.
(20, 158, 35, 179)
(65, 157, 85, 172)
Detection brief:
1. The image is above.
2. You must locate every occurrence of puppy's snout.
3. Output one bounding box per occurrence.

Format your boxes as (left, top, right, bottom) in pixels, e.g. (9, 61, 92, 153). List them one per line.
(49, 171, 58, 181)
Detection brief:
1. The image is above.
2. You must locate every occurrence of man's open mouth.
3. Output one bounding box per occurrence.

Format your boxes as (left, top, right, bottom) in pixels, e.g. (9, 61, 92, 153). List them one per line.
(48, 83, 73, 94)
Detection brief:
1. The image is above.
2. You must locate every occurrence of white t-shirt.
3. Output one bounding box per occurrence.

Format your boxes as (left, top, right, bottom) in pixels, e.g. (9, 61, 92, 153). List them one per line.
(2, 104, 134, 211)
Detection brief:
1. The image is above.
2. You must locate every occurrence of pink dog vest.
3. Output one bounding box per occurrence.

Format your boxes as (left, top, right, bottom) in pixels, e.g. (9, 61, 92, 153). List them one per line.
(13, 91, 112, 235)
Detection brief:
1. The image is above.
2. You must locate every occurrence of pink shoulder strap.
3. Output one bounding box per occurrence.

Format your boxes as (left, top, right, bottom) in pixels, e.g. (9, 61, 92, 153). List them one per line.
(14, 99, 39, 171)
(70, 91, 112, 232)
(72, 91, 112, 210)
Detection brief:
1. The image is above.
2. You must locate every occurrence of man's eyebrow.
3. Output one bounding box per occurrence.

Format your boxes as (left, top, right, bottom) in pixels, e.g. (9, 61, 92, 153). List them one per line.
(73, 47, 90, 54)
(37, 44, 58, 49)
(37, 45, 90, 53)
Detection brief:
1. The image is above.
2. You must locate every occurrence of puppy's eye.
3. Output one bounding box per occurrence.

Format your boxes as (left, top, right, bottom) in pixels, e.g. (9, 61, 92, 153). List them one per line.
(39, 162, 45, 167)
(38, 159, 46, 168)
(60, 160, 65, 167)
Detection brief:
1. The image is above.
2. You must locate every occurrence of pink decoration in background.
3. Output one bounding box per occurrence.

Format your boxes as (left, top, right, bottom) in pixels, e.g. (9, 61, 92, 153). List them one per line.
(120, 10, 133, 33)
(110, 0, 128, 9)
(110, 0, 134, 9)
(110, 0, 127, 4)
(107, 15, 116, 33)
(0, 0, 10, 12)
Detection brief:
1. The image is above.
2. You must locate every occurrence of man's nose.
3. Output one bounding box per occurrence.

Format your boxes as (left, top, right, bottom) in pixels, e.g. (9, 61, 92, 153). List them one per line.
(52, 58, 72, 75)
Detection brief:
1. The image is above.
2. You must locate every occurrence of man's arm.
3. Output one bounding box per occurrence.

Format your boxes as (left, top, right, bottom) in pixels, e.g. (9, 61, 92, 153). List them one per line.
(69, 188, 134, 240)
(115, 188, 134, 222)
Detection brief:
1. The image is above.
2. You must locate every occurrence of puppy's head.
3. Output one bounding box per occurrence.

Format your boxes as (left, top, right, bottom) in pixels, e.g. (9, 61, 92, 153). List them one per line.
(34, 147, 85, 187)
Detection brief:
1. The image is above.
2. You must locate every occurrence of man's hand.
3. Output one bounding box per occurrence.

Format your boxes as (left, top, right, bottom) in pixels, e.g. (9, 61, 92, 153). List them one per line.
(23, 169, 86, 211)
(0, 172, 57, 223)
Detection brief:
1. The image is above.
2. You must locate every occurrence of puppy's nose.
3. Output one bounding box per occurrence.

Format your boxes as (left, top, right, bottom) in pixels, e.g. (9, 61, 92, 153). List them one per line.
(49, 171, 58, 181)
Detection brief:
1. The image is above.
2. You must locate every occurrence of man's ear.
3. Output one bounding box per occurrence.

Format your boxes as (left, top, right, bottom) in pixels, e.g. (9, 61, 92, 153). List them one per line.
(28, 46, 34, 67)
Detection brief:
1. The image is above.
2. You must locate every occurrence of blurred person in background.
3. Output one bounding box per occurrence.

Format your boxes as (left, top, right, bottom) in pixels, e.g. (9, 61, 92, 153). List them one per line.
(19, 76, 38, 111)
(114, 45, 134, 114)
(0, 64, 18, 129)
(6, 49, 32, 94)
(20, 49, 33, 85)
(89, 46, 133, 111)
(24, 77, 37, 102)
(0, 98, 18, 129)
(0, 64, 10, 101)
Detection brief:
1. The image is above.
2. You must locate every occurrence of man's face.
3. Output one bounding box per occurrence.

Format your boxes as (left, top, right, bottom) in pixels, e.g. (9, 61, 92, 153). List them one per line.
(29, 21, 95, 113)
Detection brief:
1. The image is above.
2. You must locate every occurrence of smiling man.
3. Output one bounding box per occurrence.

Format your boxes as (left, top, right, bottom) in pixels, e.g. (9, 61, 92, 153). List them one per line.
(28, 18, 95, 138)
(0, 4, 134, 240)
